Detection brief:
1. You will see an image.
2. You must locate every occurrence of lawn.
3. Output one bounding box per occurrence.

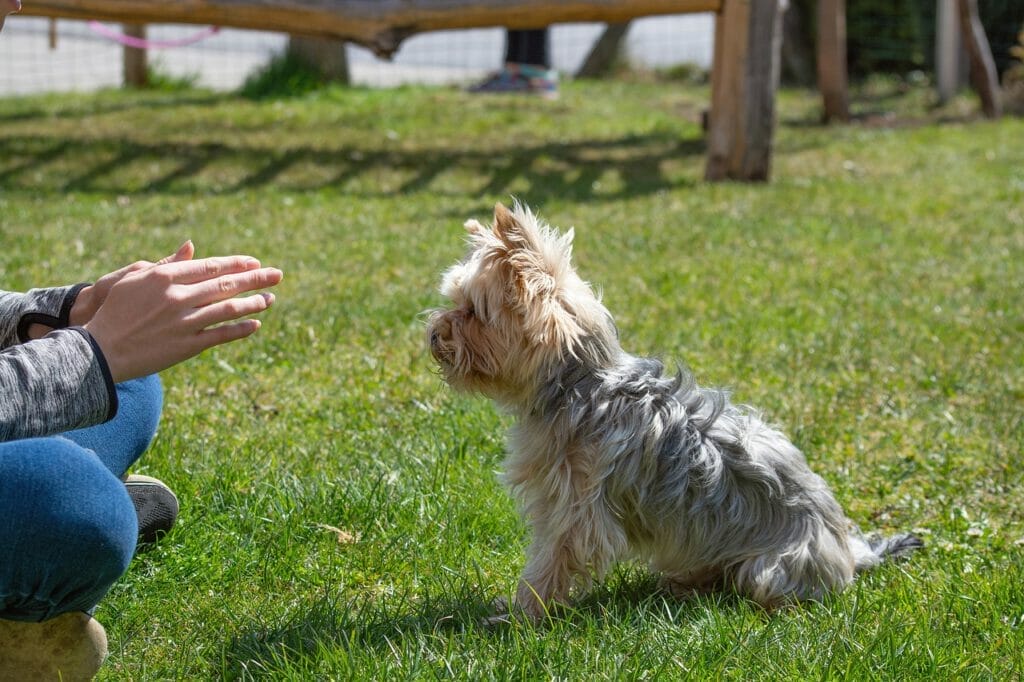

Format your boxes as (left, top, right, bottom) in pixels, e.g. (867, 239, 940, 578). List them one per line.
(1, 77, 1022, 680)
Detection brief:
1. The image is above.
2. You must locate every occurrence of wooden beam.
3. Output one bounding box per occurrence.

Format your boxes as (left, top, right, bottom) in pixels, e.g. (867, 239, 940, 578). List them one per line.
(20, 0, 721, 57)
(705, 0, 784, 181)
(816, 0, 848, 123)
(956, 0, 1001, 118)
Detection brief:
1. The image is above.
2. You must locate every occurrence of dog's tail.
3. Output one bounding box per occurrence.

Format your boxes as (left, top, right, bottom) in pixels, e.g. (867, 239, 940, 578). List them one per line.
(849, 530, 924, 572)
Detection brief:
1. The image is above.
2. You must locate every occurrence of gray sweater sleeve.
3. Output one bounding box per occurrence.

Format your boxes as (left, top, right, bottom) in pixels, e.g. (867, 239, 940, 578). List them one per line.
(0, 284, 89, 349)
(1, 285, 118, 442)
(0, 327, 117, 442)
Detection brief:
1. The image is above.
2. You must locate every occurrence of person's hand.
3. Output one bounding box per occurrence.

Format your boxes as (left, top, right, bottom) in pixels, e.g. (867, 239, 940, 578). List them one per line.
(69, 240, 196, 327)
(24, 241, 195, 340)
(83, 253, 283, 383)
(0, 0, 21, 32)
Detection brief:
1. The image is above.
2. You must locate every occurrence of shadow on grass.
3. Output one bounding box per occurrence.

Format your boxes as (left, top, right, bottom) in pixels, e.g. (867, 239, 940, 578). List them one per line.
(0, 132, 702, 203)
(213, 571, 753, 677)
(779, 81, 985, 130)
(781, 108, 985, 130)
(216, 588, 494, 677)
(0, 91, 231, 124)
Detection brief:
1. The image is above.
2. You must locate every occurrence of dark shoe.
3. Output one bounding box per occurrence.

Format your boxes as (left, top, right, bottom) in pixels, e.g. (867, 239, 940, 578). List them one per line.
(124, 474, 178, 545)
(468, 63, 559, 99)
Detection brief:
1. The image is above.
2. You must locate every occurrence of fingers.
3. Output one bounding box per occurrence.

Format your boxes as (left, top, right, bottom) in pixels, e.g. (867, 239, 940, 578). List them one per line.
(185, 267, 283, 306)
(164, 255, 264, 285)
(183, 291, 272, 361)
(157, 240, 195, 265)
(186, 292, 275, 329)
(194, 318, 263, 351)
(103, 260, 152, 284)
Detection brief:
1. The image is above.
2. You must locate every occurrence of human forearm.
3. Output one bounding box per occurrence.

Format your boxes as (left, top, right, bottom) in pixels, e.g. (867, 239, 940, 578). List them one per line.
(0, 328, 116, 442)
(0, 285, 89, 348)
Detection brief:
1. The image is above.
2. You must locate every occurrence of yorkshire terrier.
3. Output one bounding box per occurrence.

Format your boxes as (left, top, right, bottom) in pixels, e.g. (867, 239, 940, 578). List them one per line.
(427, 202, 922, 619)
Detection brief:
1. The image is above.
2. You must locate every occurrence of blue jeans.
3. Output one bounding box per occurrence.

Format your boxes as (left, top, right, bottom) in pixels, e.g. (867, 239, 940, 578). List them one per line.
(0, 375, 162, 622)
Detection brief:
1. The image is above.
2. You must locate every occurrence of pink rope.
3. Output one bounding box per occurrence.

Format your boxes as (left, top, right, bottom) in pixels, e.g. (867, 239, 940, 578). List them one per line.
(87, 21, 221, 49)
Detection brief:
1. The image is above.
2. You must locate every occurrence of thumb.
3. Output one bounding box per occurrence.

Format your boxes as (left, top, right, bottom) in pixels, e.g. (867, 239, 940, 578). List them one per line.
(158, 240, 195, 265)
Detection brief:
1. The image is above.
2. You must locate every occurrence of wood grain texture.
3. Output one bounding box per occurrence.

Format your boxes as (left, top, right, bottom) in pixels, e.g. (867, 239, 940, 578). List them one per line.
(20, 0, 721, 56)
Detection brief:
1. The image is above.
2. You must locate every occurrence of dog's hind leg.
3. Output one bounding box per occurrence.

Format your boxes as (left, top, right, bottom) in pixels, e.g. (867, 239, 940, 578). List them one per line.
(731, 542, 856, 608)
(659, 567, 724, 600)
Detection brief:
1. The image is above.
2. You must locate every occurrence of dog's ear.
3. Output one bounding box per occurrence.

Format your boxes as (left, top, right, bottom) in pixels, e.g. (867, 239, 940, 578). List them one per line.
(492, 203, 576, 298)
(489, 204, 597, 353)
(492, 202, 521, 247)
(492, 202, 553, 254)
(464, 218, 487, 235)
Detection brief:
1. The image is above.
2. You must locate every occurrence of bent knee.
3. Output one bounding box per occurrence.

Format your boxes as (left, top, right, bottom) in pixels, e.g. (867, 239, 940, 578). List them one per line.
(45, 449, 138, 572)
(0, 440, 137, 617)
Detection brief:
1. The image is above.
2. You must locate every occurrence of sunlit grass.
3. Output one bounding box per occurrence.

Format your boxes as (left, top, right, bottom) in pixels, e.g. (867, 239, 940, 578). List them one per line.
(1, 79, 1022, 679)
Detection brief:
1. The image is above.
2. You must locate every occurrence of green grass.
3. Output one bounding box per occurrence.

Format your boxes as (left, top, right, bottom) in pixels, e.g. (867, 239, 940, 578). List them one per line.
(1, 78, 1022, 679)
(239, 51, 332, 100)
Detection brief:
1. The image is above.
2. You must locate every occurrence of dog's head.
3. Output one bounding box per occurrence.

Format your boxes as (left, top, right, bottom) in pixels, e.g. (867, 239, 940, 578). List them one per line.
(427, 202, 618, 406)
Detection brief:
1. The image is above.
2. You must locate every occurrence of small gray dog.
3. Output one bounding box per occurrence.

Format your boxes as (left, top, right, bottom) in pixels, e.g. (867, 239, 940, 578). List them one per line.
(428, 202, 922, 619)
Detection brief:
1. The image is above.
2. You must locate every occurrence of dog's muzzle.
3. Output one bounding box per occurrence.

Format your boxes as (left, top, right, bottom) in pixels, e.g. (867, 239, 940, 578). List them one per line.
(428, 313, 453, 364)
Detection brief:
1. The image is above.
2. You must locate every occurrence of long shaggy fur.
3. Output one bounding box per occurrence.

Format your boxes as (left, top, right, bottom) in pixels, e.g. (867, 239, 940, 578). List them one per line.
(427, 202, 922, 618)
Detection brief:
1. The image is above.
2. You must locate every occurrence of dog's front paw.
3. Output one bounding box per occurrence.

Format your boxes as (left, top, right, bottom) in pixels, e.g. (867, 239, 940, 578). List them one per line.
(481, 597, 514, 627)
(480, 595, 550, 627)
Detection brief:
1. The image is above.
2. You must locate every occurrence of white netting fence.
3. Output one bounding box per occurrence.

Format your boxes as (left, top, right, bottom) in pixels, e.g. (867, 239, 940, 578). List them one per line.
(0, 15, 714, 96)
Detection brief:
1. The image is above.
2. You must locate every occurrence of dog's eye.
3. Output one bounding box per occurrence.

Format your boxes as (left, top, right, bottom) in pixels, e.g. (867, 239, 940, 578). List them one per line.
(465, 304, 475, 317)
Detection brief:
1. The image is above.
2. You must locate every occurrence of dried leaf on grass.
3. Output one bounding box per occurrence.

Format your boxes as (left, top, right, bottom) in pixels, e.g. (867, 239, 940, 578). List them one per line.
(317, 523, 361, 545)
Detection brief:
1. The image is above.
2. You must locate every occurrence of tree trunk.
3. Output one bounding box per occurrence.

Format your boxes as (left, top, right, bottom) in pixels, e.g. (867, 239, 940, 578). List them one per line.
(576, 22, 630, 79)
(780, 1, 813, 86)
(122, 23, 147, 88)
(288, 35, 350, 83)
(956, 0, 1002, 118)
(935, 0, 965, 104)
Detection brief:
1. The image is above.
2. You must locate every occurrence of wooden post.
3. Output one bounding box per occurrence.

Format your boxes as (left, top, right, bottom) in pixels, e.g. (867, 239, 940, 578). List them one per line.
(935, 0, 963, 104)
(122, 23, 147, 88)
(288, 35, 351, 83)
(956, 0, 1001, 118)
(817, 0, 848, 122)
(576, 22, 631, 79)
(705, 0, 785, 181)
